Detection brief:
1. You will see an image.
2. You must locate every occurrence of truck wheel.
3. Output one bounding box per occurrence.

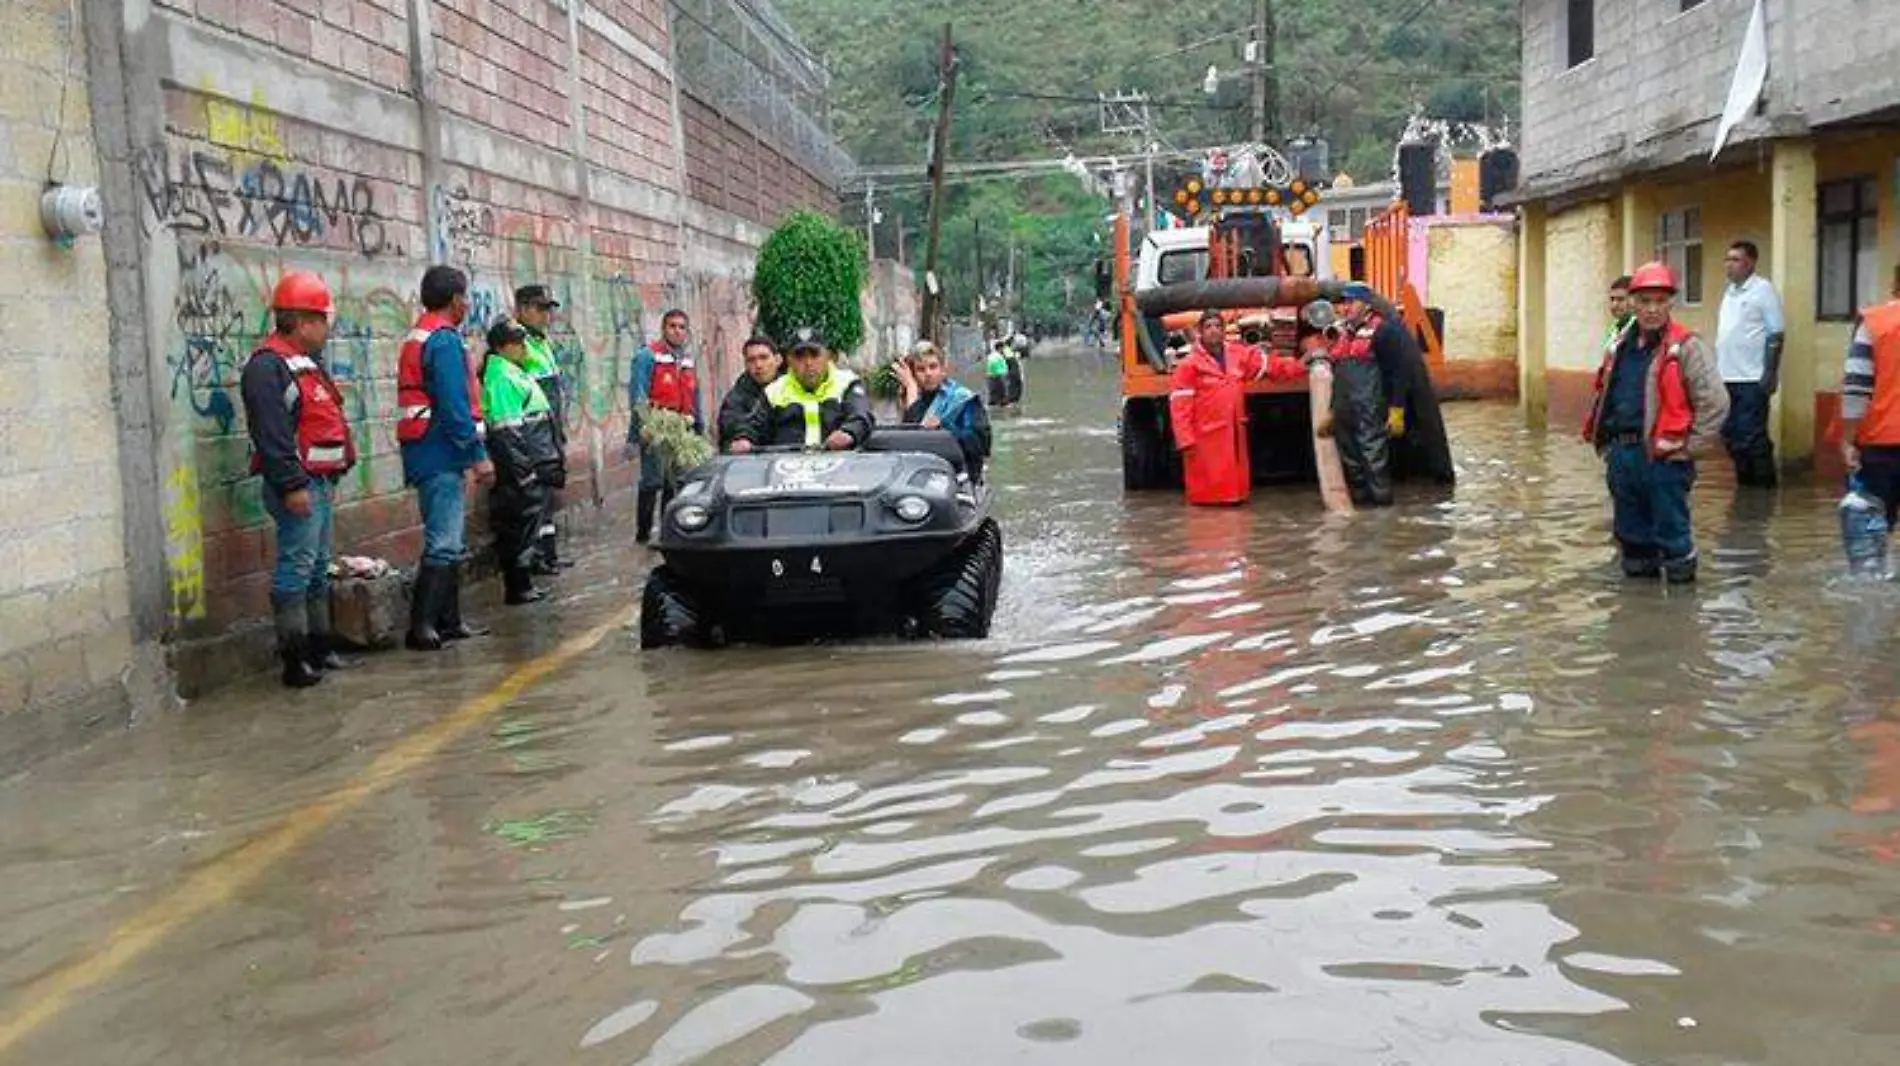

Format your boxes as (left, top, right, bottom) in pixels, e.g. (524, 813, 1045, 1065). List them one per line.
(640, 565, 709, 649)
(914, 519, 1002, 639)
(1120, 401, 1178, 491)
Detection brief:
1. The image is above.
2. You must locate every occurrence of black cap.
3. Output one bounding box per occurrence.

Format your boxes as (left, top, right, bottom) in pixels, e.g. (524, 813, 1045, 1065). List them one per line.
(486, 317, 528, 351)
(786, 325, 827, 353)
(514, 284, 560, 309)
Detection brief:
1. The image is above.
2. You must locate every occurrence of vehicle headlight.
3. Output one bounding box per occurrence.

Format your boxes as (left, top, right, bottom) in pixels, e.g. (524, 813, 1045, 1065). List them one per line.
(674, 504, 711, 531)
(893, 495, 931, 523)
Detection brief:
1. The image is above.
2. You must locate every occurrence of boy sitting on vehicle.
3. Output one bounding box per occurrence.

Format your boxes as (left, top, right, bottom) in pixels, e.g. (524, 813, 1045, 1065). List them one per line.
(894, 340, 992, 482)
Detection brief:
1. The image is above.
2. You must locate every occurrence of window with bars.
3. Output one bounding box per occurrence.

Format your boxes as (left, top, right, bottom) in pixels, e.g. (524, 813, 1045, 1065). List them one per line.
(1817, 176, 1880, 320)
(1656, 206, 1704, 305)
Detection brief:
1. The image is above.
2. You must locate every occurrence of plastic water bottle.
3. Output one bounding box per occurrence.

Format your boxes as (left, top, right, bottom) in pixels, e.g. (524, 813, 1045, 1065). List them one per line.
(1840, 474, 1889, 576)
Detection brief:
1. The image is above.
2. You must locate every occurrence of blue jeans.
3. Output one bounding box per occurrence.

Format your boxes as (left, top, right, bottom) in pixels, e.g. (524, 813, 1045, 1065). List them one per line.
(1723, 382, 1777, 484)
(1607, 443, 1696, 562)
(415, 469, 469, 567)
(263, 477, 334, 603)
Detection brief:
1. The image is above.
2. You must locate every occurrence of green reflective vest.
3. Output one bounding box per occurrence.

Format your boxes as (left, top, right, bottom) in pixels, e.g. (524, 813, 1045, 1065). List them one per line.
(482, 353, 551, 428)
(986, 349, 1009, 377)
(522, 333, 559, 381)
(765, 367, 860, 447)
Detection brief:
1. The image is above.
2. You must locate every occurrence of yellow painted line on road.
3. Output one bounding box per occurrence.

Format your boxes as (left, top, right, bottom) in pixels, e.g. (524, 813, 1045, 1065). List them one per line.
(0, 615, 627, 1059)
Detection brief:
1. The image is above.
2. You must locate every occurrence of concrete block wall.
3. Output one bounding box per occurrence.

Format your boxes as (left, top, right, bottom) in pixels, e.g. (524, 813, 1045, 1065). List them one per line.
(1520, 0, 1900, 196)
(0, 0, 139, 742)
(66, 0, 847, 699)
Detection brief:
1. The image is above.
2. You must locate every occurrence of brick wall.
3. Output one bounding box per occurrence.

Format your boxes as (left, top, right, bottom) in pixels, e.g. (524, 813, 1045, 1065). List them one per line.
(0, 0, 137, 727)
(680, 93, 831, 228)
(1520, 0, 1900, 198)
(33, 0, 843, 705)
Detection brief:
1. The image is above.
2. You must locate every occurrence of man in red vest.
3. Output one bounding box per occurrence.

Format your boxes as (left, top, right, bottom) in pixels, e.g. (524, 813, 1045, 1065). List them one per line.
(627, 308, 702, 542)
(397, 265, 494, 649)
(240, 271, 358, 688)
(1170, 310, 1294, 505)
(1582, 262, 1728, 583)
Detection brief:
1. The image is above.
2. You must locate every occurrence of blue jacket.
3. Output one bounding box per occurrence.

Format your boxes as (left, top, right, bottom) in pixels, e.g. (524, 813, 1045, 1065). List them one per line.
(400, 328, 488, 485)
(904, 378, 992, 479)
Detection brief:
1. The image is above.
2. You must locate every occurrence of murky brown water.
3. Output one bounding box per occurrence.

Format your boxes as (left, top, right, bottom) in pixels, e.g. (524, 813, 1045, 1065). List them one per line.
(3, 352, 1899, 1065)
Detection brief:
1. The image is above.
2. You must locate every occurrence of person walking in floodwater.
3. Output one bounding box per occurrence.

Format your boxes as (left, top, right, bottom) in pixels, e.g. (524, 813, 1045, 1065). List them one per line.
(1582, 261, 1729, 583)
(1839, 269, 1900, 529)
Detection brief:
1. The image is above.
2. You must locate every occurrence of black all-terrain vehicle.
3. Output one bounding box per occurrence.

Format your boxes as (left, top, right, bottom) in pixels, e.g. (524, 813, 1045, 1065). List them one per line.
(639, 426, 1003, 648)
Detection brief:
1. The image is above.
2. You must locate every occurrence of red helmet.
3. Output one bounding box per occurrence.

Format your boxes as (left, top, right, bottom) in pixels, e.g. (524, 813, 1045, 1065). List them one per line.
(271, 271, 334, 315)
(1627, 261, 1678, 296)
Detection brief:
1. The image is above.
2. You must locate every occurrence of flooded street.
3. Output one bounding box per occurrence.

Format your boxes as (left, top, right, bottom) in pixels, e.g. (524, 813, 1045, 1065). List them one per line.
(3, 352, 1898, 1066)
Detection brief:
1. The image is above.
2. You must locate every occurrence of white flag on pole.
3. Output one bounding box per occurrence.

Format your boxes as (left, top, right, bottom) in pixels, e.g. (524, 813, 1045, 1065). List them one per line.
(1711, 0, 1769, 161)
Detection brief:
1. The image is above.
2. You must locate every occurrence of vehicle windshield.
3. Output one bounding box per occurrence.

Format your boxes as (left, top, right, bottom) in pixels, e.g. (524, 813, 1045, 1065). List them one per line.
(1157, 248, 1208, 286)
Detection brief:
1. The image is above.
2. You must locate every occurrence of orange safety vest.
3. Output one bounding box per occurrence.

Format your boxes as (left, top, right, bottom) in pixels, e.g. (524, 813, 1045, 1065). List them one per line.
(1332, 313, 1383, 362)
(396, 311, 484, 444)
(645, 341, 697, 415)
(248, 333, 356, 476)
(1855, 300, 1900, 446)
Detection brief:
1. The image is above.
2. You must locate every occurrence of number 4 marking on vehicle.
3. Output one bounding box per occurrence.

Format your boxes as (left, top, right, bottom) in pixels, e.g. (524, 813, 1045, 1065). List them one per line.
(810, 555, 823, 575)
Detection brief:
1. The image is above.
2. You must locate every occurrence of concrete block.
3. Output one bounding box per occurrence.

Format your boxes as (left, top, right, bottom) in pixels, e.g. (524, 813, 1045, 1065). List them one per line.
(14, 521, 77, 591)
(81, 624, 132, 688)
(0, 588, 51, 657)
(328, 570, 405, 649)
(23, 635, 85, 704)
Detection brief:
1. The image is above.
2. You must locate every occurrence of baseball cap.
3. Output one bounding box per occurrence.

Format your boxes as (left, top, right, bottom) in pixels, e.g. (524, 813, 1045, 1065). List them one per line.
(1339, 281, 1375, 302)
(514, 284, 560, 309)
(786, 325, 827, 353)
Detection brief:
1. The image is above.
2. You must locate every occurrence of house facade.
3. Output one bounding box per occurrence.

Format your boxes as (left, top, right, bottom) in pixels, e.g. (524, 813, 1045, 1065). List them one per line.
(1512, 0, 1900, 471)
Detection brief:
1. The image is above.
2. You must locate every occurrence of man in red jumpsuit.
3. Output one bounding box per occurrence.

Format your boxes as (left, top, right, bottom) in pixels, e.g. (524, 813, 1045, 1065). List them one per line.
(1170, 310, 1301, 505)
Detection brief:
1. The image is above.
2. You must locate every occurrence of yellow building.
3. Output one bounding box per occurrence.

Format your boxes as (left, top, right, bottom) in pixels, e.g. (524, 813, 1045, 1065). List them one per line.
(1510, 0, 1900, 473)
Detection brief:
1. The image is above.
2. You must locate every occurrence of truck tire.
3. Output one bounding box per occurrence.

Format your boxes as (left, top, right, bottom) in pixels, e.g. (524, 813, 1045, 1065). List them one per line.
(913, 519, 1002, 639)
(1120, 399, 1179, 491)
(640, 565, 710, 649)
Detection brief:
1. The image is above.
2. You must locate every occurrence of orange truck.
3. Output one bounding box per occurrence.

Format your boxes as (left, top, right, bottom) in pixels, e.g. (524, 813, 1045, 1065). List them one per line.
(1111, 172, 1409, 491)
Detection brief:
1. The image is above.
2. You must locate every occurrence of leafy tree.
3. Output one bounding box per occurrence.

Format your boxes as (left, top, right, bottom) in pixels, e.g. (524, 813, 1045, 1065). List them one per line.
(752, 210, 868, 354)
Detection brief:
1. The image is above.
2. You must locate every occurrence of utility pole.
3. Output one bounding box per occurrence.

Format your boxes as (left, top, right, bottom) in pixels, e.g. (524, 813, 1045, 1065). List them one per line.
(918, 23, 958, 346)
(863, 178, 876, 259)
(973, 217, 984, 318)
(1143, 141, 1157, 235)
(1251, 0, 1280, 146)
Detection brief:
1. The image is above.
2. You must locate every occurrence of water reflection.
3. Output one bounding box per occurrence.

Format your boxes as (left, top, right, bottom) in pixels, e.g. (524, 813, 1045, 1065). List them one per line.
(568, 357, 1900, 1065)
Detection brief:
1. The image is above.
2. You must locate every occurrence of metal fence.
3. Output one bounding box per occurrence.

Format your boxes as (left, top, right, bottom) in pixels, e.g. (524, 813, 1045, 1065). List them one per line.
(667, 0, 856, 187)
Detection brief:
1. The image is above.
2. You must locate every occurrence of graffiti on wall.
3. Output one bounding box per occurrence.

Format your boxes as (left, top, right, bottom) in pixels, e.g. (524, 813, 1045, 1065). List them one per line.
(164, 463, 207, 621)
(134, 143, 398, 258)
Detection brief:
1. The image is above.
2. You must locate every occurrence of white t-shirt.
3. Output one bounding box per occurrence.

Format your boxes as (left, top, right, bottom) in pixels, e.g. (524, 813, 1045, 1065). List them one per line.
(1716, 273, 1786, 383)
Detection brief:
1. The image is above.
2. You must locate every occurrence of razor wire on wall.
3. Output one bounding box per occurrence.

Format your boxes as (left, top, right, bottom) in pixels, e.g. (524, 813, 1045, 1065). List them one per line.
(667, 0, 855, 186)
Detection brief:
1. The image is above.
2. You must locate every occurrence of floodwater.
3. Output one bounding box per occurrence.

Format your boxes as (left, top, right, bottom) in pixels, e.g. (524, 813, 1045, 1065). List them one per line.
(3, 351, 1898, 1066)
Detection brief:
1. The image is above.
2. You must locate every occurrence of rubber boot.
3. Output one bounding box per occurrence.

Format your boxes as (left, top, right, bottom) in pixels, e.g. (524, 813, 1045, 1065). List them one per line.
(305, 595, 357, 671)
(503, 566, 545, 606)
(534, 526, 573, 573)
(437, 566, 490, 640)
(405, 565, 448, 651)
(274, 597, 323, 688)
(1662, 553, 1698, 585)
(1618, 542, 1660, 579)
(636, 489, 658, 544)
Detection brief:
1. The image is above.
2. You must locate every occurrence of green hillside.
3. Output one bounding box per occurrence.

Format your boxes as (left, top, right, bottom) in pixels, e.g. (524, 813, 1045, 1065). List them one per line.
(778, 0, 1521, 331)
